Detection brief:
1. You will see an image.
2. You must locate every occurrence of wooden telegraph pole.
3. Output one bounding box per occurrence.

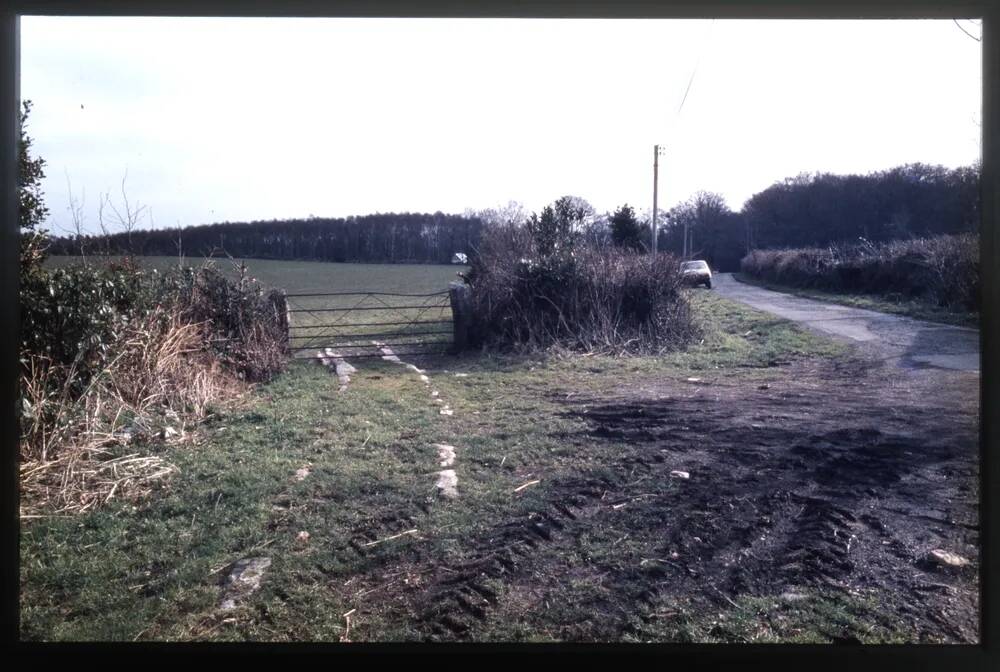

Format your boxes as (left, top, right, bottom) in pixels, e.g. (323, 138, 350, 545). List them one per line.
(652, 144, 665, 257)
(683, 210, 690, 260)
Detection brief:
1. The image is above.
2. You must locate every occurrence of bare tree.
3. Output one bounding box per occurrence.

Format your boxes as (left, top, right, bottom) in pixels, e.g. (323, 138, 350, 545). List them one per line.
(96, 190, 112, 257)
(63, 172, 89, 265)
(175, 223, 185, 268)
(473, 201, 530, 230)
(105, 169, 148, 256)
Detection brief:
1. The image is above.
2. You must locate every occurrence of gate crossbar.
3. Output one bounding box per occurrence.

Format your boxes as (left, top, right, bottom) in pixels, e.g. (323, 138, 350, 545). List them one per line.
(286, 288, 456, 359)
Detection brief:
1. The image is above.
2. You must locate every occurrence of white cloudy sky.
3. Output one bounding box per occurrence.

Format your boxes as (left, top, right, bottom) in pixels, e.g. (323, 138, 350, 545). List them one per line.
(20, 16, 981, 235)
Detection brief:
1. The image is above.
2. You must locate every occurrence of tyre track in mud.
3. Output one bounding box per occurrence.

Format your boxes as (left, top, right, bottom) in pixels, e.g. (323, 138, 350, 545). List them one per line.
(402, 358, 977, 641)
(414, 474, 626, 638)
(568, 368, 977, 641)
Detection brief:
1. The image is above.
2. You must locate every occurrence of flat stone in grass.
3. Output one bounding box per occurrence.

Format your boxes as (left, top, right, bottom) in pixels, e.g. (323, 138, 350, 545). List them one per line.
(220, 556, 271, 611)
(374, 342, 403, 363)
(435, 469, 458, 498)
(926, 549, 970, 569)
(433, 443, 456, 467)
(319, 348, 357, 391)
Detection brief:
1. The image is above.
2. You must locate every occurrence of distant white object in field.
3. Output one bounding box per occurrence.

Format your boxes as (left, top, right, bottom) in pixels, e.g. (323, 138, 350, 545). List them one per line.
(451, 252, 468, 264)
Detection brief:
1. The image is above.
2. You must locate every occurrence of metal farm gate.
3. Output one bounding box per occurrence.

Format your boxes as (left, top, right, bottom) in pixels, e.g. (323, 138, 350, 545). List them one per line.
(284, 290, 455, 361)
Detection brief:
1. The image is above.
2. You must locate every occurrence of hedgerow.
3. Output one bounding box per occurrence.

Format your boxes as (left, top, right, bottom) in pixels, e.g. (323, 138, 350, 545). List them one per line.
(464, 212, 699, 354)
(740, 234, 979, 312)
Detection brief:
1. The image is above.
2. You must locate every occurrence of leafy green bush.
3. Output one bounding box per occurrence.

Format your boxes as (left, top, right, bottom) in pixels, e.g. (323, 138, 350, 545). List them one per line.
(20, 260, 155, 389)
(20, 259, 288, 397)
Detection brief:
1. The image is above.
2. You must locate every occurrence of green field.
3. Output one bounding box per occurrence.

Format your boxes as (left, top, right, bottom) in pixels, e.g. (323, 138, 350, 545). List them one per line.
(45, 255, 465, 294)
(46, 255, 467, 358)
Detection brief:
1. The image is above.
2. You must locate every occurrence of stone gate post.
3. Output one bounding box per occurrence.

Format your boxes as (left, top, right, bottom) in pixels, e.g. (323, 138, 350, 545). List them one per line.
(448, 281, 471, 353)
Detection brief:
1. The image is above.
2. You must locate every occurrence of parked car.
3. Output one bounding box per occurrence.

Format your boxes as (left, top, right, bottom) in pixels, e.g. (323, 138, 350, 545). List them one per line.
(680, 260, 712, 288)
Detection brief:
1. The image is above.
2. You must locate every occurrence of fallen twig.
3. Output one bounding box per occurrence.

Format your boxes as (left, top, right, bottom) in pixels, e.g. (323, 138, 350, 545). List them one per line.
(340, 609, 356, 642)
(713, 586, 747, 612)
(362, 529, 419, 547)
(513, 479, 540, 493)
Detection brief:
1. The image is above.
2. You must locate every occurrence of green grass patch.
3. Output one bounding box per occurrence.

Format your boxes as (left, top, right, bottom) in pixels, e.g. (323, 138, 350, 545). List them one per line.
(633, 590, 918, 644)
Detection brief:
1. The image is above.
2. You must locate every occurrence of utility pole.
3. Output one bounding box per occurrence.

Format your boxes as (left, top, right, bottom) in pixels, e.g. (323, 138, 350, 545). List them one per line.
(652, 144, 665, 257)
(682, 218, 689, 260)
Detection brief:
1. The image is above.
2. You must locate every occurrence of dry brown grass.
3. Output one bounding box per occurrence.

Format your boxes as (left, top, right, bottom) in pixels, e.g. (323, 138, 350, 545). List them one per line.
(19, 307, 248, 518)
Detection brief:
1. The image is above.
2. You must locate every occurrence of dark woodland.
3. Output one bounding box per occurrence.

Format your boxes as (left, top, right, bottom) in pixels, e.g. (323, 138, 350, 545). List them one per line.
(47, 162, 978, 272)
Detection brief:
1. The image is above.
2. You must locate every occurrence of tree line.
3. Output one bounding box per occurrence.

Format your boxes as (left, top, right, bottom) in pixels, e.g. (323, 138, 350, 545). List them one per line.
(600, 162, 979, 271)
(48, 212, 486, 265)
(47, 162, 978, 271)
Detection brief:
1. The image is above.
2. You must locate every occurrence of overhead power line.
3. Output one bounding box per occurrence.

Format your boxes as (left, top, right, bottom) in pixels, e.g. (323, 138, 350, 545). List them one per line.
(676, 18, 716, 117)
(953, 18, 981, 42)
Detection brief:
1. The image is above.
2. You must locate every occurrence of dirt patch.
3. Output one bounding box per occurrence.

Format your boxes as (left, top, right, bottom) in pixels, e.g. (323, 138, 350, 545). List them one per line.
(556, 358, 980, 642)
(371, 356, 979, 642)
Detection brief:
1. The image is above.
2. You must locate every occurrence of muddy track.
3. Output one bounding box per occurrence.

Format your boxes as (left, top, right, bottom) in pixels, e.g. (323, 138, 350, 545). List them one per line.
(400, 358, 978, 642)
(571, 367, 977, 641)
(415, 501, 616, 637)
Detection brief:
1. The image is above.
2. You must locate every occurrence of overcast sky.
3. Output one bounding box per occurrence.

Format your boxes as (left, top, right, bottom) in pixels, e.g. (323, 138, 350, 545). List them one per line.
(21, 16, 982, 235)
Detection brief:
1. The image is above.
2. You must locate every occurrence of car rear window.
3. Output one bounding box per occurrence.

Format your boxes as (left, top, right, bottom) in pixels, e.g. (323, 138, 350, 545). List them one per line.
(681, 261, 709, 271)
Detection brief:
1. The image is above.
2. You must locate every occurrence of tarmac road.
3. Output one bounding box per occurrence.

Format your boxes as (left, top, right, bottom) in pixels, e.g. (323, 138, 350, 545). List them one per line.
(712, 273, 980, 373)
